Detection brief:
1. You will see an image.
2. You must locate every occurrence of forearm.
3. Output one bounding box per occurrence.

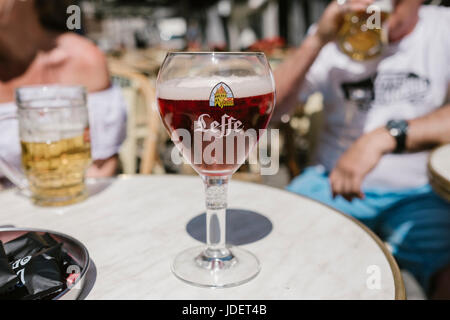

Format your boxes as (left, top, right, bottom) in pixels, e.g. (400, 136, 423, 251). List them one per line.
(406, 104, 450, 151)
(273, 34, 326, 122)
(273, 0, 373, 121)
(369, 104, 450, 155)
(330, 104, 450, 200)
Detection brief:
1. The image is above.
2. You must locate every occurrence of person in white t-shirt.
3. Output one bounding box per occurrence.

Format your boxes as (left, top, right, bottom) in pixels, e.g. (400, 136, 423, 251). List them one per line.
(275, 0, 450, 297)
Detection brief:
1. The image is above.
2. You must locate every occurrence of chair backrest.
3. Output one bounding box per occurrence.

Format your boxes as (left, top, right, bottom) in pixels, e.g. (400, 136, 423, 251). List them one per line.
(109, 60, 160, 174)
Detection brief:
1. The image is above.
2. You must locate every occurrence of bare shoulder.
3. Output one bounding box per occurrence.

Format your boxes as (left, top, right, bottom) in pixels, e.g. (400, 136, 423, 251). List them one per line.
(55, 33, 110, 92)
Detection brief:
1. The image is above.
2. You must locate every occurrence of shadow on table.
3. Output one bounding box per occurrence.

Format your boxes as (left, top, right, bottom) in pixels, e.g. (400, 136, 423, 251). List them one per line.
(77, 259, 97, 300)
(186, 209, 273, 245)
(86, 178, 115, 199)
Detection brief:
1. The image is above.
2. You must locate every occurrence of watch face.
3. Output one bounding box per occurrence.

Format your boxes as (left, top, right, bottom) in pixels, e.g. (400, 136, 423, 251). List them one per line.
(389, 127, 400, 137)
(387, 120, 408, 132)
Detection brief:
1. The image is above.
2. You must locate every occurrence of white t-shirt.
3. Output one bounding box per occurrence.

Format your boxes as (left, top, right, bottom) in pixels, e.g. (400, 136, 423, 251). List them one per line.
(301, 5, 450, 190)
(0, 86, 127, 178)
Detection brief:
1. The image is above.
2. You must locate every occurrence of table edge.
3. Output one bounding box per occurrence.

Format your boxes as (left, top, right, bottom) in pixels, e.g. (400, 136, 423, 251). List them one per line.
(331, 209, 406, 300)
(283, 184, 406, 300)
(428, 145, 450, 196)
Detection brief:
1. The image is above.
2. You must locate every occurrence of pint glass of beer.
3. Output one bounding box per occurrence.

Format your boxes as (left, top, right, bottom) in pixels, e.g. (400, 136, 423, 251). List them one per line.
(157, 52, 275, 288)
(337, 0, 392, 61)
(12, 86, 91, 206)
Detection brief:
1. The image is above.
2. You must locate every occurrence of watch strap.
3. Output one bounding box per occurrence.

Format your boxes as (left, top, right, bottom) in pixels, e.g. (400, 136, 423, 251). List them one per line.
(386, 120, 409, 154)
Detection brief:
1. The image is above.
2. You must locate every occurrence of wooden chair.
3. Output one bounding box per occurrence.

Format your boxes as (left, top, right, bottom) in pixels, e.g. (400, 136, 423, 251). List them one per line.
(109, 60, 161, 174)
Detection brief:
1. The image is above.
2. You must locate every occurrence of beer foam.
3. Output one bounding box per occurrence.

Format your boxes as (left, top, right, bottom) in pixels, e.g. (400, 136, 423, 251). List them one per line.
(157, 76, 274, 100)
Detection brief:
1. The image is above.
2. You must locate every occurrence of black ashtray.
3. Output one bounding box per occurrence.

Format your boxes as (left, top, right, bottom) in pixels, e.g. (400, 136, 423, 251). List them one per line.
(0, 228, 89, 300)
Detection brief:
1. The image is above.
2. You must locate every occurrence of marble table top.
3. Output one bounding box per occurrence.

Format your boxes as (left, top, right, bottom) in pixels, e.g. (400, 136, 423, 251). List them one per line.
(0, 175, 405, 300)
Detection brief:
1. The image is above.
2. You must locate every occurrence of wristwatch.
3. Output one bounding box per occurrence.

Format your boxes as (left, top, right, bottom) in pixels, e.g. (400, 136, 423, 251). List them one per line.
(386, 120, 409, 153)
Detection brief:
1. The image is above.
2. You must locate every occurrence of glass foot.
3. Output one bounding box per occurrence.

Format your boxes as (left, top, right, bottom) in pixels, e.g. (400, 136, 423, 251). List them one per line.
(172, 245, 260, 288)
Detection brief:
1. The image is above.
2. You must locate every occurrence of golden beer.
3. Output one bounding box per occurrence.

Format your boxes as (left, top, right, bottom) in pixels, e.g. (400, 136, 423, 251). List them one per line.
(338, 10, 390, 61)
(21, 134, 91, 206)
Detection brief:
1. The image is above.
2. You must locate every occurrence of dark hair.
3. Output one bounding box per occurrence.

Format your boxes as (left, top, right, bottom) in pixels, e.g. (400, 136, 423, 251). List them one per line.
(35, 0, 79, 32)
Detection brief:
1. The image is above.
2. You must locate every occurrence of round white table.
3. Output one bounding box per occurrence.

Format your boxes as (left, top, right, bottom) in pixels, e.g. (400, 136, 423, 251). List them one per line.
(0, 175, 405, 299)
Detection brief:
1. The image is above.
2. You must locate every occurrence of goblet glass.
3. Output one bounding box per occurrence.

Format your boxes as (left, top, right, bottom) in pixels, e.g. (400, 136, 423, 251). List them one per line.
(156, 52, 275, 288)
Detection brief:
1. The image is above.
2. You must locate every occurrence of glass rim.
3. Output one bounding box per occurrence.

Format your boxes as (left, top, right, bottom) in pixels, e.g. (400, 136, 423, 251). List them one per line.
(16, 84, 86, 93)
(166, 51, 267, 57)
(15, 85, 87, 110)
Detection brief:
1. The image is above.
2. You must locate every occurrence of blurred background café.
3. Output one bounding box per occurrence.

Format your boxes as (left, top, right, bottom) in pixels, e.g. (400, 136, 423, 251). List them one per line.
(1, 0, 447, 185)
(70, 0, 346, 185)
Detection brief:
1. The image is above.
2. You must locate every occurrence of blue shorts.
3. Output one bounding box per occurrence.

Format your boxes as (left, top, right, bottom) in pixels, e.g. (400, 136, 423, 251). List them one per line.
(287, 166, 450, 294)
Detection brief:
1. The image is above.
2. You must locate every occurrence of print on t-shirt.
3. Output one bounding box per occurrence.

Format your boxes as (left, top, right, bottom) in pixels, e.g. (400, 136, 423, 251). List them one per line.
(341, 72, 431, 111)
(341, 75, 376, 111)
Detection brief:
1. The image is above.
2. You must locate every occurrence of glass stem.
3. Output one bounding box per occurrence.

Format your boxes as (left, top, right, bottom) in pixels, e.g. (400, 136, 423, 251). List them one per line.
(202, 175, 232, 260)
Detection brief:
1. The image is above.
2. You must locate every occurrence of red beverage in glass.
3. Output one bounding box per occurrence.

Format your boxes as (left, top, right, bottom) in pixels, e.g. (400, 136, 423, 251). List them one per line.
(157, 52, 276, 288)
(158, 90, 274, 176)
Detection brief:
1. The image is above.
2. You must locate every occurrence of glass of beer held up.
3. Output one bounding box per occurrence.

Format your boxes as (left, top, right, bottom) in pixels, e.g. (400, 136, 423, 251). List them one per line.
(0, 86, 91, 206)
(337, 0, 393, 61)
(157, 52, 275, 288)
